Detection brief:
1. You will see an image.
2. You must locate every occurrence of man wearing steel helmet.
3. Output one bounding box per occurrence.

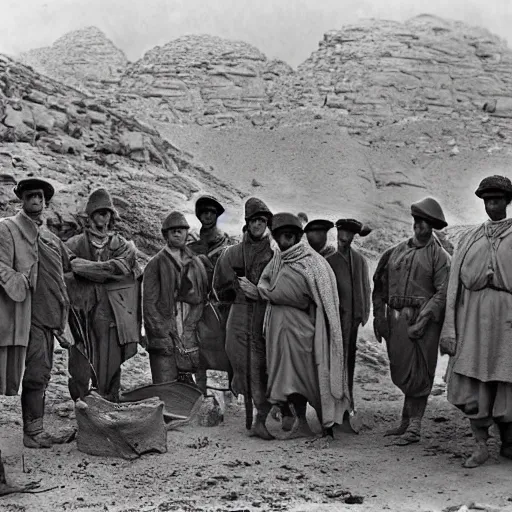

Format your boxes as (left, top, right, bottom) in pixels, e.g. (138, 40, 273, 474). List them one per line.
(144, 211, 208, 384)
(373, 197, 450, 446)
(188, 195, 234, 393)
(441, 175, 512, 468)
(65, 188, 142, 402)
(240, 213, 350, 442)
(0, 177, 71, 448)
(214, 198, 274, 440)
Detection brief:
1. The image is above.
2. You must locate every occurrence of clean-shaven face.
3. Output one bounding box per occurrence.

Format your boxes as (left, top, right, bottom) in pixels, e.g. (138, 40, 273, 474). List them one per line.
(22, 189, 45, 215)
(247, 216, 268, 239)
(166, 227, 188, 248)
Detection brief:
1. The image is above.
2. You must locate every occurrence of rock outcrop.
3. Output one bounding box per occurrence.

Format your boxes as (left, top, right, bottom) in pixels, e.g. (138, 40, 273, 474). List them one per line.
(117, 34, 293, 127)
(19, 27, 128, 96)
(285, 15, 512, 150)
(0, 53, 243, 254)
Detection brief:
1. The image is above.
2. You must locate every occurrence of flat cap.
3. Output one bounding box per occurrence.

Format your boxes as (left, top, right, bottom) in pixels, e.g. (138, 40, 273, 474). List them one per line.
(336, 218, 364, 234)
(304, 219, 334, 232)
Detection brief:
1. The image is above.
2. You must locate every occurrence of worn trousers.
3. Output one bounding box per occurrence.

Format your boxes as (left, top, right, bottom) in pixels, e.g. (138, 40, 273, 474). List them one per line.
(149, 351, 179, 384)
(21, 324, 54, 435)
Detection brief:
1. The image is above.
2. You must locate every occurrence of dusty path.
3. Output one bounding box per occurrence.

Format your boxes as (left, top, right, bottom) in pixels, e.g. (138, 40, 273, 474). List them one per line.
(2, 331, 512, 512)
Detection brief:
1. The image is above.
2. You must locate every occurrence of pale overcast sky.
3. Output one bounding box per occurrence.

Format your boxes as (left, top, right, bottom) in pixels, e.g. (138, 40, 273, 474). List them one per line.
(1, 0, 511, 66)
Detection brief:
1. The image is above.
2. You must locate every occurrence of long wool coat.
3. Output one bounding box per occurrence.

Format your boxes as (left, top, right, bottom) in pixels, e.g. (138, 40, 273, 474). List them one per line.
(0, 211, 69, 348)
(213, 232, 274, 408)
(143, 246, 208, 358)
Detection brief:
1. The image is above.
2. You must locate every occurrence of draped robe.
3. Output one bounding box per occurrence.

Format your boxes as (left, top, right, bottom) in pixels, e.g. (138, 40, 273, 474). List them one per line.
(442, 219, 512, 420)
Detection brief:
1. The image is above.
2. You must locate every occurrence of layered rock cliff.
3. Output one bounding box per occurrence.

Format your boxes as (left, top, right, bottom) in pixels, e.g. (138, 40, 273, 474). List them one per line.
(286, 15, 512, 150)
(117, 34, 293, 126)
(0, 53, 243, 253)
(18, 27, 128, 96)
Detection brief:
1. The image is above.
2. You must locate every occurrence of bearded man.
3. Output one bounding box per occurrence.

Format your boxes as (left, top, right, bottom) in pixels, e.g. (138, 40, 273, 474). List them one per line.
(144, 212, 208, 385)
(214, 198, 274, 439)
(240, 213, 350, 441)
(441, 176, 512, 468)
(65, 189, 141, 402)
(188, 195, 234, 393)
(0, 178, 71, 448)
(373, 198, 450, 445)
(325, 218, 371, 432)
(305, 219, 336, 258)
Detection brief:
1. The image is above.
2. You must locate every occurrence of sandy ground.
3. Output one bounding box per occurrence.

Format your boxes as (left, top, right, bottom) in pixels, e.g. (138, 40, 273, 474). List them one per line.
(161, 122, 512, 233)
(2, 325, 512, 512)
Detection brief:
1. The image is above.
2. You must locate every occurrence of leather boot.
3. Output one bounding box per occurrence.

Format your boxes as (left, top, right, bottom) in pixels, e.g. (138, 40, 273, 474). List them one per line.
(498, 422, 512, 459)
(23, 418, 53, 449)
(395, 396, 427, 445)
(463, 420, 490, 468)
(384, 397, 410, 436)
(251, 405, 275, 441)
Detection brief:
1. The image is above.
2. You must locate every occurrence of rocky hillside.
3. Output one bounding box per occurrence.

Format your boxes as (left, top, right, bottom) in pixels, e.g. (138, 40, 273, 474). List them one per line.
(18, 27, 128, 96)
(117, 34, 293, 127)
(0, 53, 243, 254)
(285, 14, 512, 151)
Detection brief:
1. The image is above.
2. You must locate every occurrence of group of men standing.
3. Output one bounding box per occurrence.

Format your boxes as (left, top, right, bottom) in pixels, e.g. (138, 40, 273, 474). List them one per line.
(1, 173, 512, 469)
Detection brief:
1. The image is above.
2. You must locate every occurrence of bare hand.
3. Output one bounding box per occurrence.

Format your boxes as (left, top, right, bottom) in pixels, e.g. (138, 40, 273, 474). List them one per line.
(407, 317, 429, 340)
(238, 277, 259, 300)
(54, 330, 74, 349)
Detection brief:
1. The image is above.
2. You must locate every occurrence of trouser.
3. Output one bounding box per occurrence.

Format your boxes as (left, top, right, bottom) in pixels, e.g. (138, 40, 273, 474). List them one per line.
(345, 323, 359, 407)
(281, 394, 309, 419)
(21, 324, 54, 435)
(404, 395, 428, 420)
(195, 366, 208, 396)
(149, 351, 178, 384)
(68, 345, 121, 402)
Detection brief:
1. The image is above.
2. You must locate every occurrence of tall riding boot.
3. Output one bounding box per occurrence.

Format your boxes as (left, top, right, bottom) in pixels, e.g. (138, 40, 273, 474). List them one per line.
(498, 422, 512, 459)
(396, 396, 428, 445)
(464, 419, 490, 468)
(251, 403, 275, 441)
(384, 396, 410, 436)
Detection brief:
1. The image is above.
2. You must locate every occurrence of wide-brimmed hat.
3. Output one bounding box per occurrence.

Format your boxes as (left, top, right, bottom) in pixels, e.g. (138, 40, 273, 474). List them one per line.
(13, 178, 55, 202)
(245, 197, 273, 222)
(475, 175, 512, 199)
(85, 188, 118, 217)
(410, 197, 448, 230)
(271, 212, 303, 234)
(162, 211, 190, 231)
(304, 219, 334, 233)
(195, 195, 225, 218)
